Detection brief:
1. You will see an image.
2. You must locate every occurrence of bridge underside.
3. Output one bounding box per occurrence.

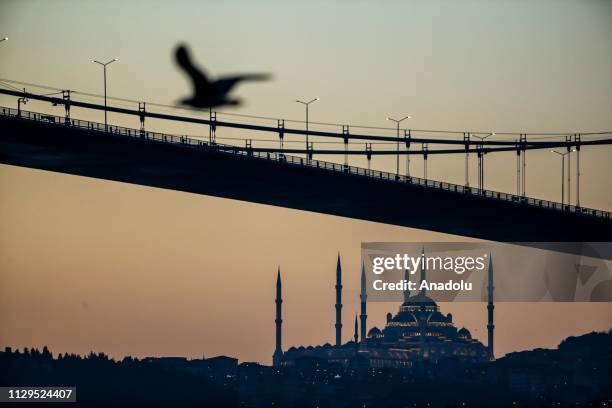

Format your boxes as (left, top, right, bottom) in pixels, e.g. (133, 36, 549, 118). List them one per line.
(0, 116, 610, 242)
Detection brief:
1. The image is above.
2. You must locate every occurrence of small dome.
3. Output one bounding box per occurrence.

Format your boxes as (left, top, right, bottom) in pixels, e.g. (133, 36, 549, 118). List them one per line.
(427, 313, 448, 323)
(386, 312, 393, 322)
(457, 328, 471, 338)
(368, 327, 383, 339)
(391, 312, 418, 323)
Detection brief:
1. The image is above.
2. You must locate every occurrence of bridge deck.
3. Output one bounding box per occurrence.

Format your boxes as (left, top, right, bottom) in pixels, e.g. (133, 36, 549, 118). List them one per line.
(0, 108, 610, 241)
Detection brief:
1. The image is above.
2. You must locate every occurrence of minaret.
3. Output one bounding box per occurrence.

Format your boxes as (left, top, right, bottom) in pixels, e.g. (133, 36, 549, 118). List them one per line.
(487, 255, 495, 361)
(418, 248, 427, 358)
(359, 262, 367, 342)
(273, 268, 283, 366)
(354, 315, 359, 343)
(335, 253, 342, 346)
(419, 247, 427, 296)
(403, 268, 411, 303)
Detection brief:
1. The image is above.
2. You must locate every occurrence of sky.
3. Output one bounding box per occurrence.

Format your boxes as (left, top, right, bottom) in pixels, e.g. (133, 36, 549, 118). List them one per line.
(0, 0, 611, 364)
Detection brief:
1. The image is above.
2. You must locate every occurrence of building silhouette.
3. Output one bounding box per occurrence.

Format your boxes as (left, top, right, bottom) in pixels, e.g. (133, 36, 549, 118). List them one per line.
(274, 252, 494, 367)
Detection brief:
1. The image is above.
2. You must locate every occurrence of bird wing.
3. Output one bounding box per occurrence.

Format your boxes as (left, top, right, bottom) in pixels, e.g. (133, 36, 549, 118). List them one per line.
(214, 74, 271, 94)
(175, 45, 213, 97)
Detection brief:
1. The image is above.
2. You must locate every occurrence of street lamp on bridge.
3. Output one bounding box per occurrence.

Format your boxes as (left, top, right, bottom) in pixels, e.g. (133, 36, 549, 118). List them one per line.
(387, 115, 412, 178)
(92, 58, 118, 131)
(551, 149, 576, 208)
(296, 97, 319, 161)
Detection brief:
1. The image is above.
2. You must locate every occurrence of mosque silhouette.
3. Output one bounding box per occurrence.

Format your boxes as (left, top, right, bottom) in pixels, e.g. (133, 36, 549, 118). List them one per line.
(274, 252, 494, 368)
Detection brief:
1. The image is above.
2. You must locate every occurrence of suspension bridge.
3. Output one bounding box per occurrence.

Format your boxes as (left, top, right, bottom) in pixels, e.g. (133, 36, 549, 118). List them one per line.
(0, 81, 611, 241)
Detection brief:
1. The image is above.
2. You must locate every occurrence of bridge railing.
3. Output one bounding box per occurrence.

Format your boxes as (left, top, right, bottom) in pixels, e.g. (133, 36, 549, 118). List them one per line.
(1, 106, 609, 220)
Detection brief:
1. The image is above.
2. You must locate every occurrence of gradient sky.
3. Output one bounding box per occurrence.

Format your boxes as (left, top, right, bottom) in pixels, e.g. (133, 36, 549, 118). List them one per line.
(0, 0, 611, 365)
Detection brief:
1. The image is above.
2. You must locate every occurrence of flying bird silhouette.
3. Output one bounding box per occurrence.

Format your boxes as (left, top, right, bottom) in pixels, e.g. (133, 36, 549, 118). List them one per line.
(175, 44, 270, 108)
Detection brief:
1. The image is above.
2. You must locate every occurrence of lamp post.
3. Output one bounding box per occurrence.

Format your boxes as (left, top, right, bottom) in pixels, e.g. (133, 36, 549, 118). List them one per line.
(387, 115, 411, 177)
(472, 132, 495, 192)
(296, 98, 319, 161)
(92, 58, 118, 131)
(0, 37, 8, 43)
(551, 149, 575, 208)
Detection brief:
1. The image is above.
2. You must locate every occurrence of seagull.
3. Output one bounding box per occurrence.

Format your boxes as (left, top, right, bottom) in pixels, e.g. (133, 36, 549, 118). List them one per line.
(174, 44, 271, 108)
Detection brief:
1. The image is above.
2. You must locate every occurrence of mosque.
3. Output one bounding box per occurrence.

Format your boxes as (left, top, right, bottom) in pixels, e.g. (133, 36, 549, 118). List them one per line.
(273, 252, 494, 368)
